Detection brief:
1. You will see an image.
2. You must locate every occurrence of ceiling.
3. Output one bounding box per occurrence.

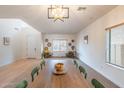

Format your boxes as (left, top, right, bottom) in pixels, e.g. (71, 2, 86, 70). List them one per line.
(0, 5, 117, 34)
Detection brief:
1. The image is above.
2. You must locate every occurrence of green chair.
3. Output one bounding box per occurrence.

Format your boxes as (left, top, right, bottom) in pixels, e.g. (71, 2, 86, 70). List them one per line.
(40, 58, 45, 70)
(31, 67, 39, 82)
(91, 79, 105, 88)
(79, 66, 87, 79)
(16, 80, 28, 88)
(73, 60, 78, 68)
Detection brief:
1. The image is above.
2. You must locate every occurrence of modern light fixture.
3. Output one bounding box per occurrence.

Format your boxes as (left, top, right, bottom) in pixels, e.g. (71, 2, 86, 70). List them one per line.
(48, 5, 69, 22)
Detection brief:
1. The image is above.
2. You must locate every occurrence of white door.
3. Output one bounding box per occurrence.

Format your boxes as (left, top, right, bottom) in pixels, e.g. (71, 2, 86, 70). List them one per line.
(27, 35, 37, 58)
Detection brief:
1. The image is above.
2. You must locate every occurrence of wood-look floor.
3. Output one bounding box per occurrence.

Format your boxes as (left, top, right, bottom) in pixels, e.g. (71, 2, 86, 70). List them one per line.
(0, 59, 40, 88)
(0, 58, 90, 88)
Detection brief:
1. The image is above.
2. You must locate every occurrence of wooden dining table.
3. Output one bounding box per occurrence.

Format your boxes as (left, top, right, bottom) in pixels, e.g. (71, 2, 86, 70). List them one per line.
(28, 58, 90, 88)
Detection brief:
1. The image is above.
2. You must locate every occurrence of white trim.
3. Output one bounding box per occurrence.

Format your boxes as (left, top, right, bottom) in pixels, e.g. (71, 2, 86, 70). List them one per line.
(106, 63, 124, 71)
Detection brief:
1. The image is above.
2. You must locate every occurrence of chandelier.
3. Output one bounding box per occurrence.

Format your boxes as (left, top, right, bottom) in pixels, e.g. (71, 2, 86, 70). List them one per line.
(48, 5, 69, 22)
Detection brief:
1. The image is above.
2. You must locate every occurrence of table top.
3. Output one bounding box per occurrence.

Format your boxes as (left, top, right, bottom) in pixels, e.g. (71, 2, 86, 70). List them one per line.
(28, 59, 90, 88)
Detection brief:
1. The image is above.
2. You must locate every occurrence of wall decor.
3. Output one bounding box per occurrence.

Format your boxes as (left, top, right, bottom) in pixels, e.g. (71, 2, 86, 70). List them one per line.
(84, 35, 88, 44)
(68, 43, 72, 46)
(3, 37, 10, 45)
(47, 42, 51, 47)
(45, 38, 48, 42)
(71, 46, 75, 50)
(71, 40, 74, 42)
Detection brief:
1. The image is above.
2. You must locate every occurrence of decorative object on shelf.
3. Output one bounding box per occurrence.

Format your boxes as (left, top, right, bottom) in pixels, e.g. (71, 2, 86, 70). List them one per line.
(71, 46, 75, 50)
(84, 35, 88, 44)
(66, 51, 75, 58)
(45, 38, 48, 42)
(48, 5, 69, 22)
(3, 37, 10, 45)
(43, 47, 52, 58)
(47, 42, 51, 47)
(71, 40, 74, 42)
(68, 43, 72, 46)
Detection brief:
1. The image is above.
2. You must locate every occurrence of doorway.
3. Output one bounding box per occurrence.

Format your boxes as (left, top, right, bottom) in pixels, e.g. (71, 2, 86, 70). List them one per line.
(27, 35, 37, 58)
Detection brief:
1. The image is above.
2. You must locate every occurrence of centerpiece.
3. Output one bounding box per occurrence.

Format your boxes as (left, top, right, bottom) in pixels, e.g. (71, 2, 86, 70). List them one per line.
(53, 63, 66, 75)
(55, 63, 64, 71)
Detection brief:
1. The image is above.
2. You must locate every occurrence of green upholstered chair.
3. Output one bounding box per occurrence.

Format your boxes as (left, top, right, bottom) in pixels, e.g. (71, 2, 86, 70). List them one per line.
(40, 62, 43, 70)
(31, 67, 39, 82)
(73, 60, 78, 68)
(16, 80, 28, 88)
(91, 79, 105, 88)
(79, 66, 87, 79)
(40, 58, 45, 70)
(41, 58, 45, 66)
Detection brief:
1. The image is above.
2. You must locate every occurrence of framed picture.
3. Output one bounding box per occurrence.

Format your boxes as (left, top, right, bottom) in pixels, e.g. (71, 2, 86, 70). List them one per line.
(68, 43, 72, 46)
(71, 40, 74, 42)
(71, 46, 75, 50)
(47, 42, 51, 47)
(3, 37, 10, 45)
(84, 35, 88, 44)
(45, 38, 48, 42)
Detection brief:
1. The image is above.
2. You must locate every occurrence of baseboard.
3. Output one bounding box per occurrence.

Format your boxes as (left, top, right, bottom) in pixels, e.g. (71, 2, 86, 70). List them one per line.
(75, 58, 119, 88)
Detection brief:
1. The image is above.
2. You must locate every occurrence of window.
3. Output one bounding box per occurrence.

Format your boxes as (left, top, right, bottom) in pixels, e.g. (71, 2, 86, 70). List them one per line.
(106, 22, 124, 68)
(53, 39, 67, 52)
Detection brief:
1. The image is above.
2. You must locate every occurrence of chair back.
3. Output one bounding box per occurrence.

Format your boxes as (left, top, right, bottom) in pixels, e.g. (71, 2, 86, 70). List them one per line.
(79, 66, 87, 79)
(74, 60, 78, 68)
(16, 80, 28, 88)
(31, 67, 39, 81)
(41, 58, 45, 66)
(91, 79, 105, 88)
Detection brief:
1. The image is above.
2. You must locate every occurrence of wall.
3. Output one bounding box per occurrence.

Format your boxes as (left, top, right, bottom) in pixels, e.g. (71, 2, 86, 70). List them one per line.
(0, 19, 43, 67)
(43, 34, 76, 56)
(76, 6, 124, 87)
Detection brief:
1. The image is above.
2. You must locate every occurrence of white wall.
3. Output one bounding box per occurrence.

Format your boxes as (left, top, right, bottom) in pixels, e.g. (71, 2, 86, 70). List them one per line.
(0, 19, 43, 67)
(76, 6, 124, 87)
(43, 34, 76, 56)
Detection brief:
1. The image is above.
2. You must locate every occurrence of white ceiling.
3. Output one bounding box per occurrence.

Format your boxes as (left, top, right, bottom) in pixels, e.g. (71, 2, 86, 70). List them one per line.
(0, 5, 117, 34)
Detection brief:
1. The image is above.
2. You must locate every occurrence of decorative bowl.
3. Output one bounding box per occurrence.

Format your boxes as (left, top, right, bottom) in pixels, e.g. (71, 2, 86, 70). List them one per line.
(55, 63, 64, 72)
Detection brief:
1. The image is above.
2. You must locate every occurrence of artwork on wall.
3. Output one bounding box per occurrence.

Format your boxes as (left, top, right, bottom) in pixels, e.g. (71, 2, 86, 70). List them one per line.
(47, 42, 51, 47)
(45, 38, 48, 42)
(71, 46, 75, 50)
(84, 35, 88, 44)
(71, 40, 74, 42)
(68, 43, 72, 46)
(3, 37, 10, 45)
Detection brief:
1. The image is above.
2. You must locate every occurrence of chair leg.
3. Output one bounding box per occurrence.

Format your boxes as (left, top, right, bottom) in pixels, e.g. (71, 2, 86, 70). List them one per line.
(40, 64, 42, 70)
(85, 73, 87, 79)
(43, 62, 45, 66)
(37, 71, 39, 75)
(31, 75, 34, 82)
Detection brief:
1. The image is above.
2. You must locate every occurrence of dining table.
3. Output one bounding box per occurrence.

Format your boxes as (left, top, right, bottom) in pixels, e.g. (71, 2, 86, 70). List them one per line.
(28, 58, 90, 88)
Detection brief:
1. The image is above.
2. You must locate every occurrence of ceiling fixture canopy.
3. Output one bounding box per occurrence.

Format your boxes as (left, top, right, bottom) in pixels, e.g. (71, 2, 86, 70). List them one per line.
(48, 5, 69, 22)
